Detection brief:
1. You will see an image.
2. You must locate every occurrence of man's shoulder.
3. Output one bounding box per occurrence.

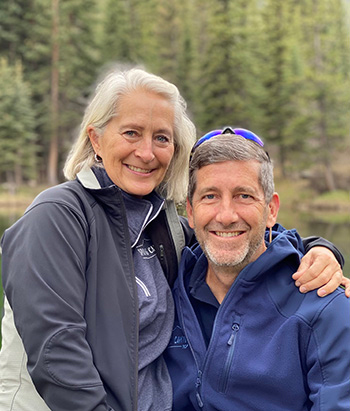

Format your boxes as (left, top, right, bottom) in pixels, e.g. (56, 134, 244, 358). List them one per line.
(297, 287, 350, 326)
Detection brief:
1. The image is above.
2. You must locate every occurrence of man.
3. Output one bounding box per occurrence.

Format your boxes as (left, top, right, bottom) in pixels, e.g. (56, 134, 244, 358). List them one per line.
(165, 128, 350, 410)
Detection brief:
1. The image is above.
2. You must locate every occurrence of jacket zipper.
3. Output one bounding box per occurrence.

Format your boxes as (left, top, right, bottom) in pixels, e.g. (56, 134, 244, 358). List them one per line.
(195, 370, 204, 408)
(159, 244, 165, 262)
(219, 322, 240, 393)
(177, 292, 205, 409)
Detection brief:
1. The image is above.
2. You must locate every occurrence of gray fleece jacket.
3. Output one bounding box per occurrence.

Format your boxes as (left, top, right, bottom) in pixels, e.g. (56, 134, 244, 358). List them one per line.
(0, 167, 189, 411)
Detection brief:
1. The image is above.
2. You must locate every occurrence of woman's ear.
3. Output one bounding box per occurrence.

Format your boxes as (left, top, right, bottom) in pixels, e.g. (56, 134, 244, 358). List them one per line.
(87, 125, 100, 155)
(266, 192, 280, 228)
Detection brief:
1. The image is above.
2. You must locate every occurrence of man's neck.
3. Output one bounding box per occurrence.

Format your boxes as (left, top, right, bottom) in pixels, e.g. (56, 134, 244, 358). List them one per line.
(206, 265, 241, 304)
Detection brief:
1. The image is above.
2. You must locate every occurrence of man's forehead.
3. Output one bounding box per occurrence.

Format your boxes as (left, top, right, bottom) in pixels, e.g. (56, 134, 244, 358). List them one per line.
(194, 160, 262, 192)
(196, 160, 260, 180)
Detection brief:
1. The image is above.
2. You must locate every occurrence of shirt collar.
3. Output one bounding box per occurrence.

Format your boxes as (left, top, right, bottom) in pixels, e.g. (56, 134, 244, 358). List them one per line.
(188, 253, 219, 308)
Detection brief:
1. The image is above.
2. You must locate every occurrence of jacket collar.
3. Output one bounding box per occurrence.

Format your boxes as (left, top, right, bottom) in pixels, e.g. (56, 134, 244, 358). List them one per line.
(77, 167, 165, 247)
(77, 166, 104, 189)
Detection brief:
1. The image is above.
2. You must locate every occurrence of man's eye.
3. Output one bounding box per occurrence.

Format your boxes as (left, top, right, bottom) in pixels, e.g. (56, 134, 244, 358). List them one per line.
(238, 194, 255, 202)
(204, 194, 215, 200)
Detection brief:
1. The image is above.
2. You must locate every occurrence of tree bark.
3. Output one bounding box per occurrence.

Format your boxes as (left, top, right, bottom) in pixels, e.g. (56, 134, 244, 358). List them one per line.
(48, 0, 60, 186)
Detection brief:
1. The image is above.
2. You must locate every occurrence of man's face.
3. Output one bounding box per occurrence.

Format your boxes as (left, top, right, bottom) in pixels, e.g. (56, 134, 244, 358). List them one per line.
(187, 160, 279, 272)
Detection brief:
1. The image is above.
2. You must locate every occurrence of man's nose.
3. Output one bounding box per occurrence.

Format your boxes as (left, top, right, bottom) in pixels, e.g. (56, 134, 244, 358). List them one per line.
(215, 199, 239, 226)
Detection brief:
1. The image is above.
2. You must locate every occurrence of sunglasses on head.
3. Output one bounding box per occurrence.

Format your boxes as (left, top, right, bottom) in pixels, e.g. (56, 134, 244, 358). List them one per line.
(190, 126, 266, 162)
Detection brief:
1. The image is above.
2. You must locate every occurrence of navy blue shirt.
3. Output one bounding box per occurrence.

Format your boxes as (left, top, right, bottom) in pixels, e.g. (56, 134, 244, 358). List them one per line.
(186, 257, 219, 347)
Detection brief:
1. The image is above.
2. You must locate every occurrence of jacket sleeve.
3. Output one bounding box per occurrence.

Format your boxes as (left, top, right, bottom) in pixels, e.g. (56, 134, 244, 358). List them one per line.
(307, 292, 350, 409)
(302, 236, 344, 268)
(1, 201, 115, 411)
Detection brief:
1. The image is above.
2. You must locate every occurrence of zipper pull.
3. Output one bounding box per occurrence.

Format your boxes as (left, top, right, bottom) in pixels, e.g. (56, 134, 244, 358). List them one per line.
(195, 370, 204, 408)
(227, 323, 240, 345)
(196, 392, 204, 408)
(159, 244, 165, 261)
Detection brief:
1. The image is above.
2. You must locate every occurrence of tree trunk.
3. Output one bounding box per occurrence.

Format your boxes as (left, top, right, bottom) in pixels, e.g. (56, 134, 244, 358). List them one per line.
(48, 0, 60, 186)
(312, 0, 336, 191)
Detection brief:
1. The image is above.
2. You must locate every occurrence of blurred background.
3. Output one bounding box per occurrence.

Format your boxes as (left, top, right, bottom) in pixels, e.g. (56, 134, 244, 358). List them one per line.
(0, 0, 349, 344)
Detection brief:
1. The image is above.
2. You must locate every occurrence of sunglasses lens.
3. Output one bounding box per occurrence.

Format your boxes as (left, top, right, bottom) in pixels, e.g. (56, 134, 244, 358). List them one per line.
(190, 127, 266, 162)
(192, 129, 222, 151)
(233, 128, 264, 147)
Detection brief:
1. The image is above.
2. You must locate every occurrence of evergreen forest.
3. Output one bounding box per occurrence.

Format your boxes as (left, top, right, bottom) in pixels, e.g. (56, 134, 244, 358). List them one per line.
(0, 0, 349, 195)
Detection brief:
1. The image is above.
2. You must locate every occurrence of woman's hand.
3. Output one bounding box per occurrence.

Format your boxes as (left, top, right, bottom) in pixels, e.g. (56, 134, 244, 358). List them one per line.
(292, 246, 349, 297)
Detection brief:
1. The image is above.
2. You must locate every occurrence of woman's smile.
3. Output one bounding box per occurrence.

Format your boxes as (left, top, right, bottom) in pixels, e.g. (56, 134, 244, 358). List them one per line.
(88, 89, 175, 197)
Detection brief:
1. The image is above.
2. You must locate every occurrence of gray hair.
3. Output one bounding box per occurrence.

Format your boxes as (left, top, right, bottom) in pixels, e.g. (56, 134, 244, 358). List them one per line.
(64, 68, 196, 203)
(188, 134, 274, 204)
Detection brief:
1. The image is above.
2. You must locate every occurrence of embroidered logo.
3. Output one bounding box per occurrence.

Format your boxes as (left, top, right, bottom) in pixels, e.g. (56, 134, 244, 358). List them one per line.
(168, 325, 188, 349)
(136, 239, 156, 260)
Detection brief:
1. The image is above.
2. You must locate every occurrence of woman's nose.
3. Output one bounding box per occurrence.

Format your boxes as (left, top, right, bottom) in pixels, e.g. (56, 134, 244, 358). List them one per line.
(134, 136, 155, 163)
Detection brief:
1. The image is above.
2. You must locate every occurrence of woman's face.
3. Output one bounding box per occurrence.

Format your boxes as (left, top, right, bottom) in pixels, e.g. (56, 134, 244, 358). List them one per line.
(88, 89, 175, 197)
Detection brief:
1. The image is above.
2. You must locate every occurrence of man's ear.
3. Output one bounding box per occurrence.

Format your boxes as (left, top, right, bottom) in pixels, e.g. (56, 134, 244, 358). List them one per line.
(186, 198, 195, 229)
(87, 125, 101, 155)
(266, 192, 280, 228)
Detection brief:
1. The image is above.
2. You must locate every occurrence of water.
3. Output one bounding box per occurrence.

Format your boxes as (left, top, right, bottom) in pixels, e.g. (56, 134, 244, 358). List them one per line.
(277, 210, 350, 278)
(0, 208, 349, 347)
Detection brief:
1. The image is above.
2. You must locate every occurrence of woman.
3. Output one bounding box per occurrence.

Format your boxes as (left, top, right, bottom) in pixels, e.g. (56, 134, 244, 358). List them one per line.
(0, 68, 346, 411)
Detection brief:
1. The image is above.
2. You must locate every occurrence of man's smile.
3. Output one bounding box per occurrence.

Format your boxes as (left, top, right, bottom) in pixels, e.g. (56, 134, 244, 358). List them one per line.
(213, 231, 245, 238)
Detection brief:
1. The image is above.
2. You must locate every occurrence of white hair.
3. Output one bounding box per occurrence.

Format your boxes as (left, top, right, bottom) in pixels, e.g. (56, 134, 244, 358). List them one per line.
(64, 68, 196, 203)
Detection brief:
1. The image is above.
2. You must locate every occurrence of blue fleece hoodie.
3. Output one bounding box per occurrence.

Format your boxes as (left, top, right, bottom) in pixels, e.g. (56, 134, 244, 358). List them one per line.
(165, 226, 350, 410)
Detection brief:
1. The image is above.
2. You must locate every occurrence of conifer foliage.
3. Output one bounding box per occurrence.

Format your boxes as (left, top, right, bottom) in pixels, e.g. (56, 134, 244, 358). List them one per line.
(0, 0, 349, 191)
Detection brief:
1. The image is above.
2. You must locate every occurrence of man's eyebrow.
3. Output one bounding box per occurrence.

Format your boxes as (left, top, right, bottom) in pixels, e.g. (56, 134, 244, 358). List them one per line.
(195, 185, 259, 197)
(233, 186, 257, 194)
(196, 186, 219, 196)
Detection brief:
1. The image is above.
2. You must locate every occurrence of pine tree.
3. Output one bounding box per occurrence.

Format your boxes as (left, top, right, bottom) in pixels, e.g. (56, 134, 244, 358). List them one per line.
(56, 0, 100, 179)
(260, 0, 308, 176)
(0, 59, 38, 188)
(172, 0, 197, 112)
(0, 0, 100, 184)
(301, 0, 350, 191)
(152, 0, 181, 84)
(194, 0, 264, 135)
(100, 0, 134, 64)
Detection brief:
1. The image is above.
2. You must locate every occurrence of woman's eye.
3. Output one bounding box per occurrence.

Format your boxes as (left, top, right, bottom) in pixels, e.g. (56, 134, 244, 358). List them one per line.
(124, 130, 137, 137)
(155, 135, 171, 145)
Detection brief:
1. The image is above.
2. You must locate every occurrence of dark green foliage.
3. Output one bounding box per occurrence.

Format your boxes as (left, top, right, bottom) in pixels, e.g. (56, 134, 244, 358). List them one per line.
(194, 0, 265, 135)
(297, 0, 350, 189)
(0, 0, 99, 183)
(0, 0, 348, 189)
(0, 60, 38, 185)
(100, 0, 134, 63)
